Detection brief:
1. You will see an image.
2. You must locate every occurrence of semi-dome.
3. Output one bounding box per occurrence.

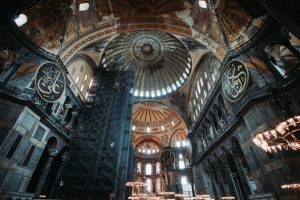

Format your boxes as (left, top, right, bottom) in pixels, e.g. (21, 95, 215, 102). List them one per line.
(131, 102, 189, 154)
(132, 102, 182, 132)
(101, 30, 192, 98)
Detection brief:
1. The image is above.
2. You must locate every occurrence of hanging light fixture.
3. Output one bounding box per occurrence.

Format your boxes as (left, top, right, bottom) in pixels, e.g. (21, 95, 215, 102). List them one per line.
(252, 115, 300, 152)
(281, 183, 300, 191)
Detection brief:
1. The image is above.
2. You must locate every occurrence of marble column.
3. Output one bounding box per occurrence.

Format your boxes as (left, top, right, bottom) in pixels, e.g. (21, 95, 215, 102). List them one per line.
(210, 124, 218, 139)
(213, 161, 228, 197)
(207, 168, 221, 200)
(48, 154, 70, 198)
(231, 149, 253, 196)
(220, 155, 240, 200)
(68, 111, 78, 129)
(34, 148, 58, 197)
(61, 104, 72, 125)
(0, 60, 20, 84)
(190, 169, 196, 197)
(203, 133, 209, 148)
(220, 106, 228, 122)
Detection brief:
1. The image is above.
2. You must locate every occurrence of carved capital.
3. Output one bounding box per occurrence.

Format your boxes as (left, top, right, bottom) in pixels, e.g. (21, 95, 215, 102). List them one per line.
(228, 148, 241, 156)
(71, 111, 78, 117)
(64, 104, 73, 109)
(61, 155, 70, 163)
(48, 148, 59, 157)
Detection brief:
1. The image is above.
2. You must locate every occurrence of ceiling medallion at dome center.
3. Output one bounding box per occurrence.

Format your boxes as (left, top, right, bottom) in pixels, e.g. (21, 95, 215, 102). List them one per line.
(141, 44, 153, 55)
(132, 35, 161, 63)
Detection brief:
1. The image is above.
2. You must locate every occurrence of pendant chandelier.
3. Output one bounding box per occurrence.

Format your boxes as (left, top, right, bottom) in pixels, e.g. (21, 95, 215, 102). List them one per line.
(252, 115, 300, 152)
(281, 183, 300, 191)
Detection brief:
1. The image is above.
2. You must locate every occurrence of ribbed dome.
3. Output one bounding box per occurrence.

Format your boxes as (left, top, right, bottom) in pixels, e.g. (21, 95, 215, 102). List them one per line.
(101, 31, 192, 98)
(131, 103, 188, 152)
(131, 102, 187, 136)
(132, 103, 178, 126)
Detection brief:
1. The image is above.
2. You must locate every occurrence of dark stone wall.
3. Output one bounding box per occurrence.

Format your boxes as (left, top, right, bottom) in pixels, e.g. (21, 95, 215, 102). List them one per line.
(0, 97, 69, 194)
(191, 81, 300, 199)
(189, 24, 300, 198)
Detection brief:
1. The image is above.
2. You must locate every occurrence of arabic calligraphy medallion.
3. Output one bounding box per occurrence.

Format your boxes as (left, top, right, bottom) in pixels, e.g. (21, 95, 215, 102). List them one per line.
(35, 62, 65, 103)
(160, 150, 175, 168)
(222, 60, 249, 102)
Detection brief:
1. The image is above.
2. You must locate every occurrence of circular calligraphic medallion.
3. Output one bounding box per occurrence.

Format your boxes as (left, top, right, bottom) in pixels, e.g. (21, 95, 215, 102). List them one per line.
(160, 150, 175, 168)
(35, 62, 65, 103)
(222, 60, 249, 102)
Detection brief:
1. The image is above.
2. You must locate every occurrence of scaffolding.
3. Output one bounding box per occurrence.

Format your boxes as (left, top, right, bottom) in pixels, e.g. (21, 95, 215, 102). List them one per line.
(61, 70, 134, 200)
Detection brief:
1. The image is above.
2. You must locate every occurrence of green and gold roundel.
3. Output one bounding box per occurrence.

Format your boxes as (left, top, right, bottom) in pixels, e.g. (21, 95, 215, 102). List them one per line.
(222, 60, 249, 102)
(35, 62, 65, 103)
(160, 149, 175, 168)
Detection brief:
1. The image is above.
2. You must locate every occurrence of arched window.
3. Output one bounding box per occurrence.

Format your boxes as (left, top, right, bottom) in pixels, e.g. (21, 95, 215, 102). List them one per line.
(204, 71, 208, 79)
(146, 178, 152, 193)
(156, 178, 161, 193)
(197, 81, 201, 93)
(181, 176, 188, 185)
(145, 163, 152, 175)
(14, 14, 27, 27)
(156, 162, 160, 174)
(181, 176, 193, 195)
(178, 153, 185, 169)
(200, 77, 204, 87)
(265, 43, 300, 78)
(75, 76, 79, 84)
(137, 162, 142, 175)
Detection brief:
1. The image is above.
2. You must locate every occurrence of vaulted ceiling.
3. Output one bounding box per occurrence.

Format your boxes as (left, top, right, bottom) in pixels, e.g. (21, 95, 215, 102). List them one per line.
(17, 0, 267, 61)
(131, 102, 188, 151)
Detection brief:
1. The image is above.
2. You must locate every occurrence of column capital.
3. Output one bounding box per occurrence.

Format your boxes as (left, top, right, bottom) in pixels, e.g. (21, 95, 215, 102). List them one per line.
(48, 148, 59, 157)
(71, 111, 78, 117)
(211, 160, 221, 169)
(64, 103, 73, 109)
(61, 155, 70, 163)
(219, 155, 228, 163)
(203, 163, 211, 173)
(228, 148, 241, 156)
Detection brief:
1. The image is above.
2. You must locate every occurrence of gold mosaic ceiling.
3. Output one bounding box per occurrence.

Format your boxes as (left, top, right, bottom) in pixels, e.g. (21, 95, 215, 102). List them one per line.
(131, 102, 188, 150)
(132, 103, 178, 126)
(18, 0, 267, 60)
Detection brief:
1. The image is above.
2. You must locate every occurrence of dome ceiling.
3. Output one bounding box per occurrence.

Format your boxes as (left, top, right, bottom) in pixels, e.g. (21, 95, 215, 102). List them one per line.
(12, 0, 268, 62)
(131, 102, 188, 152)
(101, 30, 192, 98)
(131, 102, 186, 135)
(132, 102, 178, 127)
